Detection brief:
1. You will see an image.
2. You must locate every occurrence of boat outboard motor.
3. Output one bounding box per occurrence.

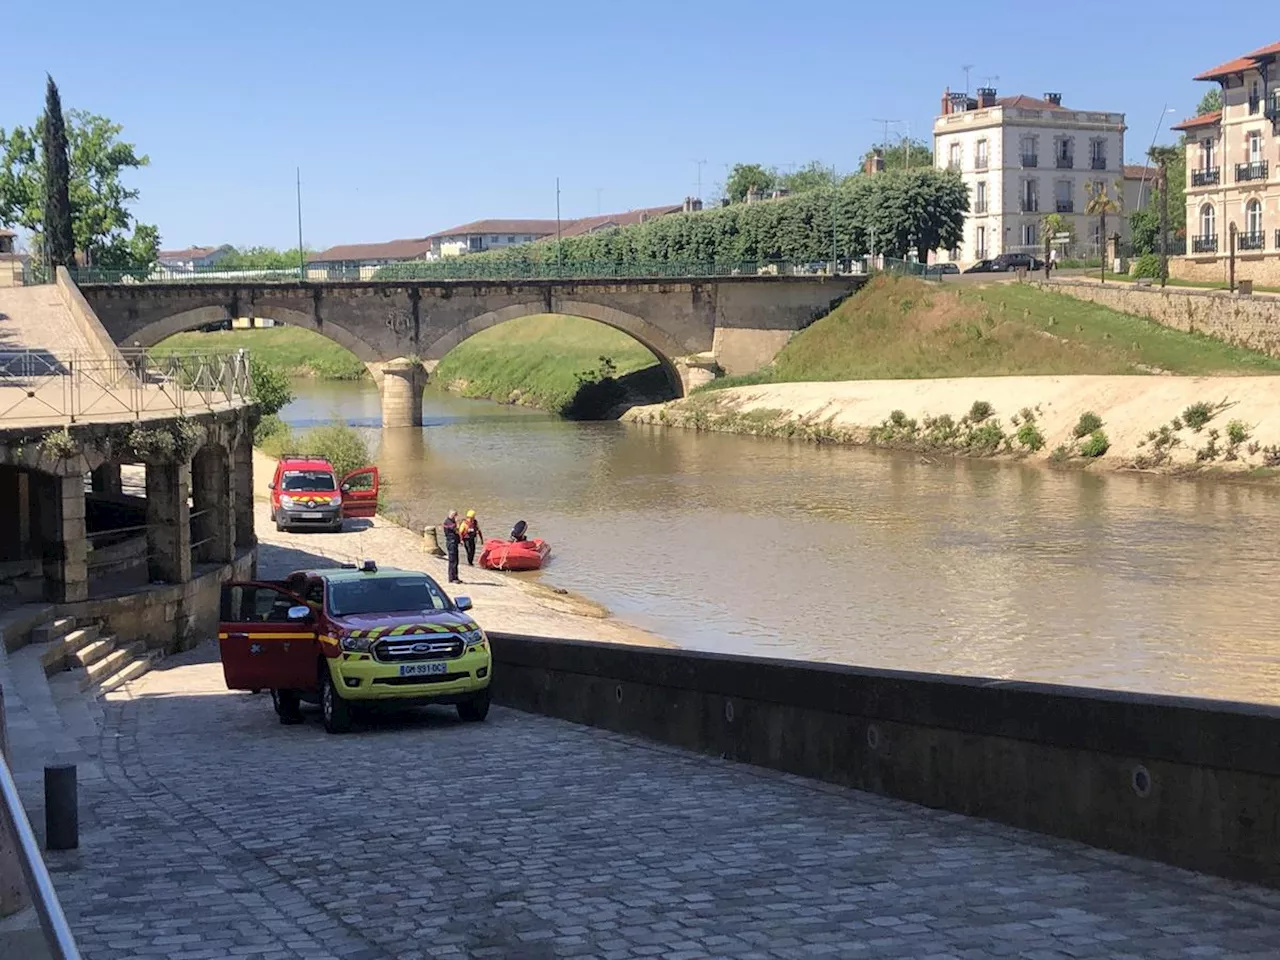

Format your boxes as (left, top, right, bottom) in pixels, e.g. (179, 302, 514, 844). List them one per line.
(511, 520, 528, 542)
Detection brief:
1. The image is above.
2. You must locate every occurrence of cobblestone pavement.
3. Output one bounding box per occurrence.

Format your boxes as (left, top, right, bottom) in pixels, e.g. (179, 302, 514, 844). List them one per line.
(46, 646, 1280, 960)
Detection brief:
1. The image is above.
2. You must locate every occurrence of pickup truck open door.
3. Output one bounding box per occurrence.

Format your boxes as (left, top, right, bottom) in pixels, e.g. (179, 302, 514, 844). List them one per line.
(218, 582, 320, 691)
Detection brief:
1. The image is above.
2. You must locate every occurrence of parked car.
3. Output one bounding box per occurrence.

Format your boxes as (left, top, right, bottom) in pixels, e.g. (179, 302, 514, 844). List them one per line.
(925, 263, 961, 277)
(964, 259, 997, 274)
(991, 253, 1045, 272)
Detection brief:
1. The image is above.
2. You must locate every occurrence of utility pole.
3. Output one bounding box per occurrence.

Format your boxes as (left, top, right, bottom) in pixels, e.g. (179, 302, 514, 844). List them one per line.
(902, 121, 911, 172)
(692, 159, 707, 201)
(555, 177, 562, 275)
(296, 167, 305, 279)
(961, 64, 974, 98)
(872, 119, 901, 166)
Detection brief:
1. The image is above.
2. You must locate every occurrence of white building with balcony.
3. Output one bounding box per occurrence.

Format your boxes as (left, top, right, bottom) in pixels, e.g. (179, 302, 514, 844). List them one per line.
(932, 88, 1131, 265)
(1174, 41, 1280, 285)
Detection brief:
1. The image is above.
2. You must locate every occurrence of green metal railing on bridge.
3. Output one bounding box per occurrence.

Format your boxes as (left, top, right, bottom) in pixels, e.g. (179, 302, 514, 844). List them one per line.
(27, 256, 937, 286)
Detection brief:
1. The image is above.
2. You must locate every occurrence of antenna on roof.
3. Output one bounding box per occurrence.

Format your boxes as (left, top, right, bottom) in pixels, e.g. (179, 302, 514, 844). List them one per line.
(961, 64, 975, 97)
(979, 75, 1000, 88)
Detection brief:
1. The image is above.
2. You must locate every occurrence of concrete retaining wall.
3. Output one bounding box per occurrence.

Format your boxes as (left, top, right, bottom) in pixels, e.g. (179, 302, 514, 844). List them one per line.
(1036, 278, 1280, 357)
(55, 267, 129, 365)
(489, 634, 1280, 887)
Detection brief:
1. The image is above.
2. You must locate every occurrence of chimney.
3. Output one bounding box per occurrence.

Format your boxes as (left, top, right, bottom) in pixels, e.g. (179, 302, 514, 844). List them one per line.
(864, 149, 885, 176)
(941, 87, 952, 116)
(683, 196, 694, 213)
(691, 198, 702, 211)
(977, 87, 997, 108)
(1044, 92, 1062, 107)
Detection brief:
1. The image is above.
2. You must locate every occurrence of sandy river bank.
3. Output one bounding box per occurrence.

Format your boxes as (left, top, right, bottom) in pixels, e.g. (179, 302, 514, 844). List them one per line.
(624, 375, 1280, 475)
(251, 451, 665, 646)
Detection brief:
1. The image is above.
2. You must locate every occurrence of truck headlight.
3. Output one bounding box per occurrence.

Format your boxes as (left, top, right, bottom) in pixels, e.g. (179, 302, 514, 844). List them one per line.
(461, 628, 486, 648)
(340, 635, 371, 653)
(280, 495, 295, 508)
(331, 495, 342, 507)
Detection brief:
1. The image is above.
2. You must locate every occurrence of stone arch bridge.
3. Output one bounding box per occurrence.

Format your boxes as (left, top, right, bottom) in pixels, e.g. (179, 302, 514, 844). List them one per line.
(81, 276, 866, 426)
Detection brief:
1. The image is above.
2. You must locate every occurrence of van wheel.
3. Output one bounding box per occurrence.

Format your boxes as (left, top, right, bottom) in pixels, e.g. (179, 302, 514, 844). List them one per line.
(320, 670, 351, 734)
(457, 689, 490, 722)
(272, 689, 303, 725)
(275, 517, 286, 533)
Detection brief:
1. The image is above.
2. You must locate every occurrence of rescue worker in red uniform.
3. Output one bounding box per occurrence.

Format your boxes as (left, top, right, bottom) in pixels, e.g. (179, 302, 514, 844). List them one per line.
(458, 509, 483, 567)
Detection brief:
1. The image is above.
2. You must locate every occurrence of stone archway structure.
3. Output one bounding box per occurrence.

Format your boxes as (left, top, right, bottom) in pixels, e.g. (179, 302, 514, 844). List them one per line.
(422, 299, 687, 399)
(81, 275, 867, 427)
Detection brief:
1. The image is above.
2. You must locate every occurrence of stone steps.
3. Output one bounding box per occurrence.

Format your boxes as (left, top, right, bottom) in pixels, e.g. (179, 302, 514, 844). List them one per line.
(38, 625, 100, 677)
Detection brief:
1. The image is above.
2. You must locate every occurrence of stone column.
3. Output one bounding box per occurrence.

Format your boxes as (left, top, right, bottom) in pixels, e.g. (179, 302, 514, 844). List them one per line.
(378, 358, 429, 429)
(145, 462, 192, 584)
(90, 462, 123, 496)
(674, 354, 719, 395)
(191, 445, 233, 564)
(31, 473, 88, 603)
(232, 430, 255, 552)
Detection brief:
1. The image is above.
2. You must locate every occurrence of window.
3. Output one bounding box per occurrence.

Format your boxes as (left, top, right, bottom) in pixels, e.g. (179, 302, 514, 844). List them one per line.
(1200, 204, 1216, 238)
(975, 181, 987, 213)
(1249, 131, 1262, 162)
(304, 579, 325, 607)
(1090, 137, 1106, 170)
(489, 235, 500, 243)
(975, 226, 987, 258)
(1201, 138, 1216, 168)
(328, 575, 452, 617)
(221, 585, 302, 624)
(507, 235, 516, 243)
(1246, 198, 1263, 235)
(948, 142, 961, 170)
(1056, 136, 1074, 168)
(975, 139, 988, 169)
(1250, 81, 1261, 115)
(1055, 180, 1073, 212)
(1023, 223, 1038, 246)
(1021, 179, 1039, 212)
(1020, 135, 1038, 166)
(281, 471, 336, 492)
(950, 246, 961, 261)
(468, 236, 484, 252)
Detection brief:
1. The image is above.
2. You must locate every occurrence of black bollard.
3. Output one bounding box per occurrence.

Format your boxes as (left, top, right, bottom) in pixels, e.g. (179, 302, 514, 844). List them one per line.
(44, 764, 78, 851)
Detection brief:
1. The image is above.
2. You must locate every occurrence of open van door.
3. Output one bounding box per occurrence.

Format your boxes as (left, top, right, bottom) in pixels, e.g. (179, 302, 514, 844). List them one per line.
(340, 466, 379, 519)
(218, 582, 320, 691)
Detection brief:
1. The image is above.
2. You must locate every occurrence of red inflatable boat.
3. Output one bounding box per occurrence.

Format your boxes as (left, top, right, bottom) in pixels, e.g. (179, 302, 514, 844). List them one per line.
(478, 538, 551, 572)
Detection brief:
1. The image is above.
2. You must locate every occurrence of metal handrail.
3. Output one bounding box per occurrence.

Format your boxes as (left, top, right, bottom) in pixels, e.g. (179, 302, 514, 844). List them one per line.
(0, 752, 82, 958)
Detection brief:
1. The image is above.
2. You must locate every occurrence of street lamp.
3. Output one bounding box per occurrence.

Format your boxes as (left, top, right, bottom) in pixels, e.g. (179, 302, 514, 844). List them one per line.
(1137, 107, 1177, 211)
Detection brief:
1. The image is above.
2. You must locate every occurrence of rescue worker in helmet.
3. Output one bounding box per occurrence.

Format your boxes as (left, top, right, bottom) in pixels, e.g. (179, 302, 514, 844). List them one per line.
(458, 509, 483, 566)
(510, 519, 528, 542)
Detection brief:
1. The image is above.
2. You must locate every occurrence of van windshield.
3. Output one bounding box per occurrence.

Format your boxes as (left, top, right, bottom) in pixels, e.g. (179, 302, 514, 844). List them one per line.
(282, 471, 336, 492)
(329, 576, 451, 617)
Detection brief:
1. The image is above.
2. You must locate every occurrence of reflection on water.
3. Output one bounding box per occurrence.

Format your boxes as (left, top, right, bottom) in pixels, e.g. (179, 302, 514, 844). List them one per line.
(282, 381, 1280, 703)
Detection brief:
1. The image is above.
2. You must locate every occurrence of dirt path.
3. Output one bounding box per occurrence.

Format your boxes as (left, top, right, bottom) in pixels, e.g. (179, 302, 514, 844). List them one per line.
(252, 451, 666, 645)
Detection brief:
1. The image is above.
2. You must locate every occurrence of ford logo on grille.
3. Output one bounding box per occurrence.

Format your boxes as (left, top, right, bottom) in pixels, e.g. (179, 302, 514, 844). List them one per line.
(411, 642, 431, 653)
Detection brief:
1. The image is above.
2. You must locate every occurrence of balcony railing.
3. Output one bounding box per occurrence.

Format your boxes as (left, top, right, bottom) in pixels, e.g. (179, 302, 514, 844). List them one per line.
(974, 202, 988, 214)
(975, 156, 989, 171)
(947, 161, 961, 172)
(1021, 154, 1038, 168)
(1192, 235, 1218, 254)
(1249, 96, 1261, 116)
(1239, 231, 1266, 251)
(1236, 160, 1269, 182)
(1268, 94, 1280, 122)
(1056, 200, 1074, 213)
(1191, 167, 1221, 187)
(1090, 156, 1107, 170)
(1056, 155, 1074, 169)
(1020, 199, 1040, 213)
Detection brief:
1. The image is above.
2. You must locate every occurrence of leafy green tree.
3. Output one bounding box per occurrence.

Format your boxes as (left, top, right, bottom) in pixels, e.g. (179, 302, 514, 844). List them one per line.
(249, 355, 294, 416)
(1084, 179, 1123, 281)
(858, 138, 933, 174)
(778, 161, 838, 195)
(1196, 88, 1223, 116)
(1130, 143, 1186, 256)
(217, 246, 311, 270)
(41, 76, 75, 268)
(0, 106, 157, 272)
(724, 163, 777, 203)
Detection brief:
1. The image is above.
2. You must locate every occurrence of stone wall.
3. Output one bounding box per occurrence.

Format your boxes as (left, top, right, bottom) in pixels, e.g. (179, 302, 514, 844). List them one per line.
(1036, 278, 1280, 357)
(63, 548, 255, 654)
(489, 633, 1280, 888)
(1172, 255, 1280, 288)
(54, 266, 129, 365)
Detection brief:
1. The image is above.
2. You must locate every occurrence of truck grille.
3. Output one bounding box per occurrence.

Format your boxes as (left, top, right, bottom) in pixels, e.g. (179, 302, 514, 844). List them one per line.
(373, 672, 469, 686)
(373, 636, 463, 663)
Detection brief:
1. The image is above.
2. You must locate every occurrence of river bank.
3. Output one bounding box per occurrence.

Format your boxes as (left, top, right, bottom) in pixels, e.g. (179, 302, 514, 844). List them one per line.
(624, 375, 1280, 477)
(251, 450, 665, 646)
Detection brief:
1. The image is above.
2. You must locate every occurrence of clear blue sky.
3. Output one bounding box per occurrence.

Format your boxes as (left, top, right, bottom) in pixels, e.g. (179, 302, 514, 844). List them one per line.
(2, 2, 1264, 251)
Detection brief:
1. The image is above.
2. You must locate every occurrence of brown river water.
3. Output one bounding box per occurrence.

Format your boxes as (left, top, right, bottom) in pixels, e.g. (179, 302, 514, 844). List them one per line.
(282, 380, 1280, 704)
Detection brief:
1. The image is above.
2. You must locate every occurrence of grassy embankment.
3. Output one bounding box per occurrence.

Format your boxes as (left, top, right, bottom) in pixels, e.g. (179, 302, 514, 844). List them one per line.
(156, 326, 369, 380)
(703, 275, 1280, 390)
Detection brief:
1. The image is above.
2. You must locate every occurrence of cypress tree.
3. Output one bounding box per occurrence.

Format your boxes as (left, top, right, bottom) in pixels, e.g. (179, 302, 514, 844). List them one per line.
(42, 75, 76, 268)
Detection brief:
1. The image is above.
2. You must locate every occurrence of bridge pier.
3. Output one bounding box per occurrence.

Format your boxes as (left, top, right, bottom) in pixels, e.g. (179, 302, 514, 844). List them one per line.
(675, 353, 720, 394)
(376, 358, 430, 429)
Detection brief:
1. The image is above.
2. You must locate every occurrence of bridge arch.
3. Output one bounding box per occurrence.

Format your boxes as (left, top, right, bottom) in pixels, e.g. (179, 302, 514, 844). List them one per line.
(425, 299, 689, 398)
(125, 305, 384, 365)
